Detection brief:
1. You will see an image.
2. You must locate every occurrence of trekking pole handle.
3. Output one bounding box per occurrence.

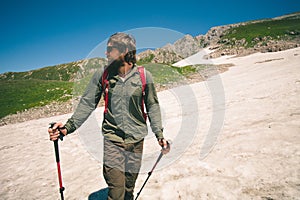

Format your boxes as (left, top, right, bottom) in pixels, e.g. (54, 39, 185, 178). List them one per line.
(163, 140, 171, 149)
(49, 122, 65, 141)
(160, 139, 171, 154)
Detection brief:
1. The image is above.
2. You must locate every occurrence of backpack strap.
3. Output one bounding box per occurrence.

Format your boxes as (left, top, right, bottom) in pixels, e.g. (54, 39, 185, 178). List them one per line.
(137, 66, 147, 121)
(102, 69, 109, 114)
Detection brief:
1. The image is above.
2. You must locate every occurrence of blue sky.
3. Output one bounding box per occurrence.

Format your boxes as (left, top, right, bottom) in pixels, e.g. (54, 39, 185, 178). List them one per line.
(0, 0, 299, 73)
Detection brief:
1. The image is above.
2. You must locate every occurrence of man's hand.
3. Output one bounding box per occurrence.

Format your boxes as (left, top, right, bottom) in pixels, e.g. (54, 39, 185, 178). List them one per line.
(48, 122, 67, 141)
(158, 138, 170, 154)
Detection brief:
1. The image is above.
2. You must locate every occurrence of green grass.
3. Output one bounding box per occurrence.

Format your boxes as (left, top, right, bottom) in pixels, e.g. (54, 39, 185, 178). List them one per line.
(172, 65, 197, 76)
(221, 17, 300, 47)
(0, 79, 73, 118)
(143, 63, 185, 84)
(137, 54, 155, 64)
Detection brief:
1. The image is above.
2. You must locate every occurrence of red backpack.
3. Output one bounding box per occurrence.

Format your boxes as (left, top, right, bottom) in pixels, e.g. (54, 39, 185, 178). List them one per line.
(101, 66, 147, 120)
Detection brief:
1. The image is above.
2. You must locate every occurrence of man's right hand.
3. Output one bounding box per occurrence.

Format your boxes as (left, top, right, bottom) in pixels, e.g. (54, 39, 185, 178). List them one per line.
(48, 122, 67, 141)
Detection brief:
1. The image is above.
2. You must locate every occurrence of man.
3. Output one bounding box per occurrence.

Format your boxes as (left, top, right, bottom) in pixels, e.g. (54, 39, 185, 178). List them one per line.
(48, 32, 169, 200)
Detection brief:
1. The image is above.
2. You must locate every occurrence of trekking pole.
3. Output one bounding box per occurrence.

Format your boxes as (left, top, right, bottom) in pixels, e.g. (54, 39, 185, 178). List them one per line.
(49, 122, 65, 200)
(135, 141, 170, 200)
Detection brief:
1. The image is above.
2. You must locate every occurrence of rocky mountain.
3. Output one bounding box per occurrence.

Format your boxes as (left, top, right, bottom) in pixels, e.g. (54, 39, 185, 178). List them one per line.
(137, 34, 203, 64)
(137, 12, 300, 63)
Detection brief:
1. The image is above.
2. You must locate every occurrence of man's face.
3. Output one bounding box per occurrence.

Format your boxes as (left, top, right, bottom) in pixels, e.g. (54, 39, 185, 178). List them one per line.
(106, 42, 122, 64)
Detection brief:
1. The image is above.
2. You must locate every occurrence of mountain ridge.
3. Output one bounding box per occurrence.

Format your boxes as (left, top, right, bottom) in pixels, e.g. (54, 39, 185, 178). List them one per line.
(138, 11, 300, 63)
(1, 12, 300, 81)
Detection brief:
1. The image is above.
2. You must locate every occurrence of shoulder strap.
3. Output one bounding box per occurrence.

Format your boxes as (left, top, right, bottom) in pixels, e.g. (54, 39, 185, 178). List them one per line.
(102, 69, 109, 114)
(137, 66, 147, 121)
(137, 66, 146, 93)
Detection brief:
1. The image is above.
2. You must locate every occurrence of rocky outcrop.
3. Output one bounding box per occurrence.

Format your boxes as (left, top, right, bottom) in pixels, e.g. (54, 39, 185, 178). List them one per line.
(137, 34, 207, 64)
(162, 35, 202, 57)
(137, 48, 183, 64)
(136, 24, 239, 64)
(137, 35, 202, 64)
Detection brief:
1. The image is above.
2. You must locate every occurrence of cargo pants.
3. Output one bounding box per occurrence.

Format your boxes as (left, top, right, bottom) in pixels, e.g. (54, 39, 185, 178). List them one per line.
(103, 138, 144, 200)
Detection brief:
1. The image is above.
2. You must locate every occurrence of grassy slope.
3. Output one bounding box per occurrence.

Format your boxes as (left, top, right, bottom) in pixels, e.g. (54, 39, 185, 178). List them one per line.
(221, 15, 300, 47)
(0, 58, 106, 118)
(143, 63, 184, 84)
(0, 79, 73, 118)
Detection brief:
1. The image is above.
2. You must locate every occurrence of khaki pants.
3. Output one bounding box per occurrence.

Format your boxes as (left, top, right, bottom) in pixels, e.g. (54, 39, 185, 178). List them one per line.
(103, 139, 144, 200)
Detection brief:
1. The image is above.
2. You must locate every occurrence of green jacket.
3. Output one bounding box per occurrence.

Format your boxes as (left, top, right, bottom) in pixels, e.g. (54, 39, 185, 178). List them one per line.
(64, 65, 164, 143)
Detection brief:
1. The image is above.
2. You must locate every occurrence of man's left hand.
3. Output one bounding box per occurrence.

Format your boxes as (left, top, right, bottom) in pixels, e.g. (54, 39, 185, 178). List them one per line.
(158, 138, 170, 154)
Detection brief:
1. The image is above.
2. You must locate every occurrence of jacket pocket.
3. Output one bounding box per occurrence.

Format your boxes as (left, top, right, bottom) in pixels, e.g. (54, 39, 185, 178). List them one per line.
(128, 79, 142, 97)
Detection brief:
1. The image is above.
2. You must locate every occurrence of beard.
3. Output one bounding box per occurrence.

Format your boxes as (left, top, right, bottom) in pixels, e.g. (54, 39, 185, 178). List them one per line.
(107, 56, 125, 76)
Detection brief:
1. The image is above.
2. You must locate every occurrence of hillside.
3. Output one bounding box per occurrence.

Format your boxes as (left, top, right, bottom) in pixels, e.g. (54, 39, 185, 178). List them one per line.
(0, 57, 107, 82)
(0, 58, 106, 120)
(138, 11, 300, 62)
(1, 12, 299, 124)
